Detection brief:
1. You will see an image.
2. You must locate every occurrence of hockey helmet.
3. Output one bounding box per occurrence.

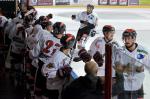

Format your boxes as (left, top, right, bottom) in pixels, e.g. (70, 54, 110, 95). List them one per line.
(122, 29, 137, 39)
(102, 25, 115, 33)
(36, 16, 47, 29)
(87, 4, 94, 9)
(45, 21, 53, 27)
(60, 33, 75, 48)
(47, 13, 53, 19)
(53, 22, 66, 35)
(26, 6, 37, 20)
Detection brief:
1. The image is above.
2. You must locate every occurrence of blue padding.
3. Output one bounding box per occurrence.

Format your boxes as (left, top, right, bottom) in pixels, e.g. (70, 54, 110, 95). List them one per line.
(71, 71, 78, 79)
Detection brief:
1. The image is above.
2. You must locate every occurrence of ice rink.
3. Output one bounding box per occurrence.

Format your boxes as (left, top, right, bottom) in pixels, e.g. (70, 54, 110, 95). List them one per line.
(36, 7, 150, 98)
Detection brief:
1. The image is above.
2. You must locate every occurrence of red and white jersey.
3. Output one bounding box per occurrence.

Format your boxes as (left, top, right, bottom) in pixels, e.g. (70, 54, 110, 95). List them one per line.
(5, 17, 23, 39)
(89, 37, 117, 77)
(26, 25, 43, 50)
(75, 11, 98, 29)
(42, 50, 70, 90)
(29, 30, 61, 64)
(121, 44, 150, 91)
(0, 15, 7, 28)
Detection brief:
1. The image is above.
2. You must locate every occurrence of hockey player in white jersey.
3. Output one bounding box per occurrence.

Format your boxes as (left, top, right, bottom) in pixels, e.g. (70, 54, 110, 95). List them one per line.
(116, 29, 150, 99)
(29, 22, 66, 98)
(0, 8, 8, 44)
(71, 4, 98, 49)
(0, 8, 7, 29)
(29, 22, 66, 63)
(88, 25, 117, 77)
(42, 33, 75, 99)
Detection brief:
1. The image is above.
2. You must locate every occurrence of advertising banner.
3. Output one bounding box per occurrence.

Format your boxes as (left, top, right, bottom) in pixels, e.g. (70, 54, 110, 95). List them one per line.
(119, 0, 128, 5)
(129, 0, 139, 5)
(98, 0, 108, 5)
(109, 0, 118, 5)
(37, 0, 53, 6)
(29, 0, 37, 6)
(55, 0, 70, 5)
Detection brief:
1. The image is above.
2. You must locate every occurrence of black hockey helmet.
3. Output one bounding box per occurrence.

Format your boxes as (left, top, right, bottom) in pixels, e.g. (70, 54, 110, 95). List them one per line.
(24, 6, 37, 20)
(53, 22, 66, 35)
(87, 4, 94, 9)
(35, 16, 47, 29)
(45, 21, 53, 27)
(60, 33, 75, 48)
(102, 25, 115, 33)
(47, 13, 53, 19)
(122, 29, 137, 39)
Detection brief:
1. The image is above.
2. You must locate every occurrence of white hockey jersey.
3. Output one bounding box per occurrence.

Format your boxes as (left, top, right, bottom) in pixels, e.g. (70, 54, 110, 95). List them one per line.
(42, 51, 70, 90)
(29, 29, 61, 64)
(89, 37, 117, 77)
(26, 25, 43, 50)
(75, 11, 98, 29)
(0, 15, 7, 28)
(9, 23, 26, 54)
(121, 44, 150, 91)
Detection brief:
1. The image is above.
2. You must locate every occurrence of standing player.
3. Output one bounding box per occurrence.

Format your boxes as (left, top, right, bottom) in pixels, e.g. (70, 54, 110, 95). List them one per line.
(0, 8, 8, 44)
(42, 33, 75, 99)
(88, 25, 117, 80)
(29, 22, 66, 98)
(117, 29, 150, 99)
(71, 4, 98, 49)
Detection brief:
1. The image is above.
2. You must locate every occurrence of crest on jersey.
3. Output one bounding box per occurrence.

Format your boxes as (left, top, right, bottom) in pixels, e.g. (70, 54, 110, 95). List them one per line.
(137, 54, 144, 59)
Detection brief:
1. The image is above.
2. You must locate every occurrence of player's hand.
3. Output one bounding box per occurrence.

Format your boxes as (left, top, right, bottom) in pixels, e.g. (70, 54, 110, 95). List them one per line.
(57, 66, 72, 78)
(136, 66, 144, 72)
(78, 48, 91, 63)
(80, 20, 88, 25)
(93, 51, 104, 67)
(71, 15, 76, 20)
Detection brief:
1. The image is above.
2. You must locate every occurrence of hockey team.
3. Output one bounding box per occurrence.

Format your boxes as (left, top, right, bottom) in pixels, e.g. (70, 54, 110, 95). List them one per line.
(0, 3, 150, 99)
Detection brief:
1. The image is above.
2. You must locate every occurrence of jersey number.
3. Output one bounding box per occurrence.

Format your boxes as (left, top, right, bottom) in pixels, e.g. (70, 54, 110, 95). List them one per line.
(43, 40, 60, 55)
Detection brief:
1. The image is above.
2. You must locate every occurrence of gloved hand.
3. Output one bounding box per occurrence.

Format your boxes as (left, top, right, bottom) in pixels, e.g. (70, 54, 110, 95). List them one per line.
(78, 48, 91, 62)
(57, 66, 72, 78)
(80, 20, 88, 25)
(73, 57, 82, 62)
(93, 51, 104, 67)
(71, 15, 76, 20)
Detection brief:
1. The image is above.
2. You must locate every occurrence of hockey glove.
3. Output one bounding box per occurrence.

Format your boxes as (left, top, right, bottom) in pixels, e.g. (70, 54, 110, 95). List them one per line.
(93, 51, 104, 67)
(73, 57, 82, 62)
(78, 48, 92, 63)
(57, 66, 72, 79)
(71, 15, 76, 20)
(80, 20, 88, 25)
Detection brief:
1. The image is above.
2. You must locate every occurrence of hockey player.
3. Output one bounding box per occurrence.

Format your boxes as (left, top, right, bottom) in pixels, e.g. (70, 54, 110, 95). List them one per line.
(0, 8, 8, 44)
(87, 25, 119, 97)
(0, 8, 7, 29)
(117, 29, 150, 99)
(29, 22, 66, 62)
(0, 8, 8, 78)
(42, 33, 75, 99)
(71, 4, 98, 49)
(29, 22, 66, 98)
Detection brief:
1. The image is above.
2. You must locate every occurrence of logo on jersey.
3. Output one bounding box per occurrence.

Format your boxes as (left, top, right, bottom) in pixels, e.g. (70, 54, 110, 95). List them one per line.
(95, 40, 102, 48)
(137, 54, 144, 59)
